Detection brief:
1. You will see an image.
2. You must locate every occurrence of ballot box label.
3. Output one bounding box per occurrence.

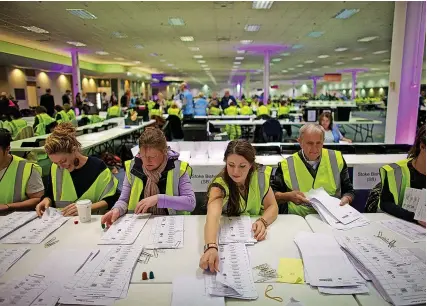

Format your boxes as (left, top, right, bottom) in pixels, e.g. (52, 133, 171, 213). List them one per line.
(352, 164, 381, 189)
(191, 166, 220, 192)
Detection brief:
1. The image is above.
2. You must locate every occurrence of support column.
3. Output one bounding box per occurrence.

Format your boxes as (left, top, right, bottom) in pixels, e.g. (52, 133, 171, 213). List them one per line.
(263, 51, 270, 104)
(71, 50, 81, 104)
(245, 72, 250, 97)
(386, 1, 426, 144)
(351, 71, 357, 100)
(292, 81, 296, 98)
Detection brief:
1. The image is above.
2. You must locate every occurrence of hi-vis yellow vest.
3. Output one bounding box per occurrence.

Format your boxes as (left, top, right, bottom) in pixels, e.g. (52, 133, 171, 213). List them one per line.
(210, 165, 272, 216)
(257, 105, 270, 116)
(8, 119, 28, 139)
(281, 149, 344, 217)
(0, 155, 42, 204)
(125, 159, 192, 215)
(107, 105, 121, 118)
(224, 106, 239, 116)
(67, 110, 76, 120)
(35, 113, 55, 136)
(57, 110, 70, 123)
(51, 163, 118, 208)
(240, 106, 253, 115)
(209, 107, 222, 116)
(168, 108, 181, 117)
(379, 159, 412, 208)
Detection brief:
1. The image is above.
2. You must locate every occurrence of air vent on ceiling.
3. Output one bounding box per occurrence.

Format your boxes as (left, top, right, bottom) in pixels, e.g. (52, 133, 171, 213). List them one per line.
(214, 1, 234, 9)
(216, 37, 230, 42)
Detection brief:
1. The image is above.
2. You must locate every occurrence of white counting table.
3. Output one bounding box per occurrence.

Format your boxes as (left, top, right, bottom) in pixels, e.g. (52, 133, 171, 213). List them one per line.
(1, 213, 422, 305)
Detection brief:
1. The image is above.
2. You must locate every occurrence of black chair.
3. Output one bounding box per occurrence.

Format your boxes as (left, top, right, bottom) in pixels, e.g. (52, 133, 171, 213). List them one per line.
(167, 115, 184, 140)
(261, 119, 283, 142)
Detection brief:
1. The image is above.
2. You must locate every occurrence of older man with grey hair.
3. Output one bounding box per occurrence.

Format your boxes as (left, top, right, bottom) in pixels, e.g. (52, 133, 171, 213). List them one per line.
(272, 123, 355, 216)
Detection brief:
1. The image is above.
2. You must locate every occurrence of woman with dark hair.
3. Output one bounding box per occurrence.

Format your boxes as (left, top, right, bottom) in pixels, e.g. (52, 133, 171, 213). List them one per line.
(199, 140, 278, 272)
(318, 112, 352, 143)
(378, 125, 426, 226)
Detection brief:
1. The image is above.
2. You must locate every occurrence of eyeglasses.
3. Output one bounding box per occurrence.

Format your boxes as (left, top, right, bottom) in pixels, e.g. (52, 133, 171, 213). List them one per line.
(140, 155, 159, 161)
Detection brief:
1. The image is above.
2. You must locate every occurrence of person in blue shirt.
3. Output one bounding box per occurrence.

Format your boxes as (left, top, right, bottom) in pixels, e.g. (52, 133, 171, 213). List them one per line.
(180, 83, 194, 116)
(194, 93, 208, 116)
(220, 90, 236, 110)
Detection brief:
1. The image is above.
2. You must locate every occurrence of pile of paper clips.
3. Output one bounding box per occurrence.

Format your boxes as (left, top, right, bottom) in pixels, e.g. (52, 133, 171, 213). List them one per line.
(44, 237, 59, 248)
(253, 263, 280, 282)
(138, 248, 165, 264)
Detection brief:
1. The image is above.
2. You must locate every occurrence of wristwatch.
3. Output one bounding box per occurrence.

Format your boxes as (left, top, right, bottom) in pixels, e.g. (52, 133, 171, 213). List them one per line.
(203, 243, 218, 253)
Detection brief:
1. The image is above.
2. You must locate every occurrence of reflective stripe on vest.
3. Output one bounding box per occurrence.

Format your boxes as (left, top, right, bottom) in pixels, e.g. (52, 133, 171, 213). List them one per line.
(281, 149, 344, 217)
(379, 159, 411, 207)
(211, 165, 272, 216)
(52, 164, 118, 208)
(125, 159, 191, 214)
(0, 155, 41, 204)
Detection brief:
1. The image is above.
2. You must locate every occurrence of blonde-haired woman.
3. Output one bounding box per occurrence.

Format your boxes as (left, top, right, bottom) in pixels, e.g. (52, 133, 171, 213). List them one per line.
(102, 127, 195, 227)
(35, 123, 119, 216)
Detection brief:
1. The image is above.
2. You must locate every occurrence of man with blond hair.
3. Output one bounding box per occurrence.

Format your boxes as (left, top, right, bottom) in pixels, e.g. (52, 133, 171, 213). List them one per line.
(272, 123, 355, 216)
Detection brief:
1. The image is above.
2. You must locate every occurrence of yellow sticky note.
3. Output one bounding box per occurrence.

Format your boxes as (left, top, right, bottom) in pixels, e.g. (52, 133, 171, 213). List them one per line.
(277, 258, 305, 284)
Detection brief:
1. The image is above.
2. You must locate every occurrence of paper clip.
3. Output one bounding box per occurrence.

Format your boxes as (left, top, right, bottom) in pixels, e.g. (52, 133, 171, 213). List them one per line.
(264, 285, 283, 303)
(44, 237, 58, 248)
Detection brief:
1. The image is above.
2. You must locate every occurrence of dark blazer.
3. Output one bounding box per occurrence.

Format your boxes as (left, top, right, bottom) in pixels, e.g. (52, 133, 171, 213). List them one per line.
(40, 93, 55, 117)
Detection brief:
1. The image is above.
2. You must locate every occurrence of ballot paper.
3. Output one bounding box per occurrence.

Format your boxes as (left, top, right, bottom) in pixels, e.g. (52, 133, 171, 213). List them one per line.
(140, 215, 185, 249)
(306, 188, 369, 229)
(0, 247, 30, 278)
(99, 214, 150, 245)
(59, 244, 144, 305)
(0, 211, 37, 239)
(378, 219, 426, 243)
(337, 236, 426, 306)
(294, 232, 365, 288)
(205, 243, 258, 300)
(402, 187, 424, 213)
(218, 216, 257, 245)
(414, 190, 426, 222)
(0, 274, 51, 306)
(317, 284, 369, 295)
(171, 276, 225, 306)
(1, 210, 69, 244)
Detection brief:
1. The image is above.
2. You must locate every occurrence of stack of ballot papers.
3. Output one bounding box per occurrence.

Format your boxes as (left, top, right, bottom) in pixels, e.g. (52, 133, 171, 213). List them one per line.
(402, 187, 426, 222)
(378, 219, 426, 243)
(337, 236, 426, 306)
(0, 211, 37, 239)
(294, 232, 368, 295)
(139, 215, 185, 249)
(99, 213, 150, 245)
(1, 208, 69, 244)
(219, 216, 257, 245)
(305, 188, 370, 230)
(0, 247, 30, 278)
(205, 243, 258, 300)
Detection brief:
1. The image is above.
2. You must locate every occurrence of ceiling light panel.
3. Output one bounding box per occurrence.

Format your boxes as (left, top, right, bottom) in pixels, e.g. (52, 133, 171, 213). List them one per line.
(235, 57, 244, 60)
(272, 58, 282, 62)
(308, 31, 325, 38)
(21, 26, 49, 34)
(237, 50, 246, 54)
(357, 36, 378, 42)
(334, 47, 348, 52)
(373, 50, 388, 54)
(135, 44, 144, 49)
(296, 64, 304, 67)
(333, 9, 360, 19)
(252, 1, 274, 9)
(198, 60, 206, 63)
(66, 9, 97, 19)
(168, 17, 185, 26)
(352, 57, 363, 60)
(318, 55, 329, 58)
(240, 40, 253, 44)
(180, 36, 194, 42)
(95, 51, 109, 55)
(67, 41, 86, 47)
(114, 57, 124, 60)
(193, 55, 203, 59)
(304, 60, 315, 64)
(292, 44, 303, 49)
(189, 47, 200, 51)
(112, 31, 127, 38)
(244, 24, 261, 32)
(335, 62, 344, 65)
(281, 52, 290, 56)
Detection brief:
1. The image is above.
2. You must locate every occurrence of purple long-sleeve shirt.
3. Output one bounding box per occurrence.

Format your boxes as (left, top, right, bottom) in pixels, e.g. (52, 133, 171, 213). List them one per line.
(112, 152, 196, 216)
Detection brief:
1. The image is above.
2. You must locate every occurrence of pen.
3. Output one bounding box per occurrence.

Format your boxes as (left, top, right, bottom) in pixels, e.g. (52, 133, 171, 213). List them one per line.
(75, 251, 93, 275)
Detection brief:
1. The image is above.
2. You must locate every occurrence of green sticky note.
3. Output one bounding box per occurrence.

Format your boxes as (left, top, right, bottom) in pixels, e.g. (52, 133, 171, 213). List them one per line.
(277, 258, 305, 284)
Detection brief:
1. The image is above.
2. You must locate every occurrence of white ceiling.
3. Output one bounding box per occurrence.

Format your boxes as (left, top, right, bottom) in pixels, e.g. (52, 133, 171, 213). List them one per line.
(0, 1, 407, 87)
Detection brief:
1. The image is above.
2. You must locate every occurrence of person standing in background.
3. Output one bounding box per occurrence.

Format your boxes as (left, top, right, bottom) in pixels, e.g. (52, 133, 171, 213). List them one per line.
(121, 90, 130, 108)
(110, 92, 118, 106)
(180, 83, 194, 117)
(62, 90, 71, 105)
(157, 93, 167, 111)
(220, 90, 236, 110)
(194, 92, 208, 116)
(40, 88, 55, 118)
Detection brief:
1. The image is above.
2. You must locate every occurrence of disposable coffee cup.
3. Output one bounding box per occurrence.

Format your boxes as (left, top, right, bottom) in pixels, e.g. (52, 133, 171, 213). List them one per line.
(76, 199, 92, 223)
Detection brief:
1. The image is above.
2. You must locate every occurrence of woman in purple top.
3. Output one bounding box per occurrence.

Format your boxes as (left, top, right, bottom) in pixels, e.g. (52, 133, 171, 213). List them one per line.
(101, 127, 195, 227)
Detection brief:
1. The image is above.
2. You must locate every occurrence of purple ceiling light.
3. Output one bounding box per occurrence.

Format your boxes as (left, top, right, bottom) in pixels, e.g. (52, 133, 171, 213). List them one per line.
(337, 68, 370, 99)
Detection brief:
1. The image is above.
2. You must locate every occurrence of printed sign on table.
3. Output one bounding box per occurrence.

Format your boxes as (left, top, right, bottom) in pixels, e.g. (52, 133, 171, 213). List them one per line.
(191, 165, 221, 192)
(352, 164, 382, 189)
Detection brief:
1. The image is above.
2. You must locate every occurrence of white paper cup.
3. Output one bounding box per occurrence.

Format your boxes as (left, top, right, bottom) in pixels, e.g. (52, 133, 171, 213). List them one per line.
(76, 199, 92, 223)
